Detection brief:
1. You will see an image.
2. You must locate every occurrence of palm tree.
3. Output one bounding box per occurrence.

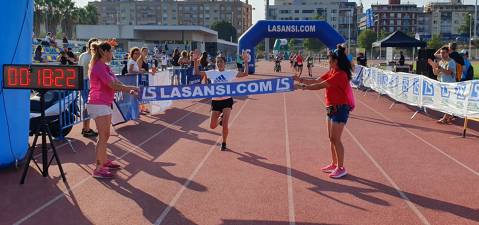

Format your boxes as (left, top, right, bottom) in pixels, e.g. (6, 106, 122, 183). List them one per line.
(59, 0, 78, 38)
(78, 5, 99, 25)
(34, 0, 46, 37)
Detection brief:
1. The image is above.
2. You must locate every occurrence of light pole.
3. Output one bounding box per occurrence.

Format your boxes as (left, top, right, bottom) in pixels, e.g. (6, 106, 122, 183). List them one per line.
(475, 0, 477, 59)
(348, 9, 352, 51)
(470, 13, 473, 57)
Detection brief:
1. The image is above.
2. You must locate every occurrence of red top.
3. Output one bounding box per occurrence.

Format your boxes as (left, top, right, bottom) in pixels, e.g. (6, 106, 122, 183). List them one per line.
(296, 55, 303, 65)
(320, 68, 350, 106)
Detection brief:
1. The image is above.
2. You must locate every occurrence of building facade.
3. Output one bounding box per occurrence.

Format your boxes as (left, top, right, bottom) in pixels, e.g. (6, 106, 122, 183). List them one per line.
(268, 0, 357, 42)
(370, 1, 421, 35)
(89, 0, 252, 36)
(424, 0, 476, 36)
(363, 0, 479, 38)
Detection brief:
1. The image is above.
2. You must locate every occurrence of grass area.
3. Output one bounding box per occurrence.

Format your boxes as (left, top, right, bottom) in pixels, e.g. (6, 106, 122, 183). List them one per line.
(472, 62, 479, 79)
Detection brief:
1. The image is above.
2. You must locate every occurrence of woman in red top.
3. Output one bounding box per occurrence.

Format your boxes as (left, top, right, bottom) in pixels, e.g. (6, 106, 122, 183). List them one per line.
(293, 45, 353, 179)
(296, 51, 304, 76)
(87, 41, 139, 179)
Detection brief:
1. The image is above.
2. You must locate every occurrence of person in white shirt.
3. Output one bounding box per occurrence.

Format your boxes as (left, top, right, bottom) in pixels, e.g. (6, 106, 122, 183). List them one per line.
(78, 38, 99, 137)
(128, 47, 143, 74)
(160, 52, 168, 71)
(193, 49, 249, 151)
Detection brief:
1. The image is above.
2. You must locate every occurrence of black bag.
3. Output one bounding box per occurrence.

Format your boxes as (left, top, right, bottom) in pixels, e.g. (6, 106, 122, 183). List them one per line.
(466, 66, 474, 81)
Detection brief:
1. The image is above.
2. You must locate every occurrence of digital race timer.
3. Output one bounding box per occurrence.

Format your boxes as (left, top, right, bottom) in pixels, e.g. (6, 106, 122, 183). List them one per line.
(2, 64, 83, 90)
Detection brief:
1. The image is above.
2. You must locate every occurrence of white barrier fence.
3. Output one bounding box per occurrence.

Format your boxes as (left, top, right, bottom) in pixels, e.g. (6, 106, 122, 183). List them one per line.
(353, 66, 479, 119)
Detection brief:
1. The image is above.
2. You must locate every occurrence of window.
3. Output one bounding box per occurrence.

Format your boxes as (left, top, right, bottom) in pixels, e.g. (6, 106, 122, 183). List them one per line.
(302, 10, 314, 13)
(295, 10, 299, 13)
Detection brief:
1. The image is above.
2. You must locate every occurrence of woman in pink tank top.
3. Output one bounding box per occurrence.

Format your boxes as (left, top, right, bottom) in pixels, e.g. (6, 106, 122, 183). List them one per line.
(87, 41, 139, 179)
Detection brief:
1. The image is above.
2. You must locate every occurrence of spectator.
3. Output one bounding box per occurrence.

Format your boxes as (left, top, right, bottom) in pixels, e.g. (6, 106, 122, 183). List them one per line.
(199, 51, 209, 71)
(65, 47, 77, 65)
(399, 51, 405, 66)
(236, 54, 243, 72)
(137, 47, 149, 72)
(160, 51, 168, 71)
(43, 32, 52, 46)
(78, 37, 99, 138)
(356, 52, 367, 67)
(34, 45, 44, 63)
(50, 33, 57, 48)
(178, 50, 190, 67)
(435, 43, 464, 81)
(153, 47, 161, 68)
(127, 47, 142, 73)
(428, 47, 456, 124)
(172, 48, 180, 66)
(58, 51, 68, 65)
(460, 50, 474, 81)
(62, 33, 68, 48)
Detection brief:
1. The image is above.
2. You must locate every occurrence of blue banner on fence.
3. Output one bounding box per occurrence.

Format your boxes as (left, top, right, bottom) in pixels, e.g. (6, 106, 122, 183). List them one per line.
(140, 77, 294, 101)
(112, 75, 140, 125)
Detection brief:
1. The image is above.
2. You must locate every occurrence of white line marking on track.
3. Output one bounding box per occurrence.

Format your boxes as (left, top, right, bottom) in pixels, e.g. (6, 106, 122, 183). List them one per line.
(283, 93, 296, 225)
(154, 99, 250, 225)
(14, 104, 205, 225)
(313, 92, 430, 225)
(358, 98, 479, 177)
(344, 128, 431, 225)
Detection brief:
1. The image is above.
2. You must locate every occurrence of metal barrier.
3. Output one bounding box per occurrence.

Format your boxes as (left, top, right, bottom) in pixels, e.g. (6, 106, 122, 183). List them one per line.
(56, 80, 90, 152)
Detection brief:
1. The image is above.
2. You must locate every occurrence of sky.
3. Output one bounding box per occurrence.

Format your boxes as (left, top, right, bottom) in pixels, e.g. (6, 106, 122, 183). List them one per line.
(74, 0, 479, 24)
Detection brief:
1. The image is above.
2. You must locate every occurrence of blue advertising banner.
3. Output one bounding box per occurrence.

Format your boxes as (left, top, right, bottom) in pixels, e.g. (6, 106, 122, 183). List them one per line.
(112, 75, 140, 125)
(140, 77, 294, 101)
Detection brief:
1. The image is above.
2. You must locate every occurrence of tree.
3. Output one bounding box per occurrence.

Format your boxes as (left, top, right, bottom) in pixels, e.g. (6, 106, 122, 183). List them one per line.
(378, 30, 390, 39)
(303, 38, 324, 51)
(358, 29, 377, 52)
(33, 0, 98, 38)
(302, 13, 326, 52)
(288, 39, 296, 52)
(211, 21, 237, 42)
(458, 13, 474, 36)
(78, 4, 98, 25)
(59, 0, 78, 38)
(428, 35, 443, 50)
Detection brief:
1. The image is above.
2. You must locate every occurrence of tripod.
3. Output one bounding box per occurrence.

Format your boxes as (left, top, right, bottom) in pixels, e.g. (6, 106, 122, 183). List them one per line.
(20, 90, 66, 184)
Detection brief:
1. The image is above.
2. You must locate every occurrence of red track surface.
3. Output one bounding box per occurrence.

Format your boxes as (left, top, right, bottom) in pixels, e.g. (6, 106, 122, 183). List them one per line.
(1, 61, 479, 225)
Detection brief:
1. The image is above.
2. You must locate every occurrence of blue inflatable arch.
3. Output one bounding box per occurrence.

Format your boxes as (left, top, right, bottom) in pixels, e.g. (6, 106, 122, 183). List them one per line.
(238, 20, 345, 74)
(0, 0, 32, 167)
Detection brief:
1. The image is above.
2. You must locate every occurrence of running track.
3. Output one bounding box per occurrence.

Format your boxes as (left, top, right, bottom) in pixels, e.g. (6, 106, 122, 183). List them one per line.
(1, 61, 478, 225)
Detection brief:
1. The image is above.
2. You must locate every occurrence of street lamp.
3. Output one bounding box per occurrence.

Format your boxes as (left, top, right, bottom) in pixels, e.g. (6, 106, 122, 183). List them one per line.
(348, 10, 351, 51)
(470, 13, 473, 57)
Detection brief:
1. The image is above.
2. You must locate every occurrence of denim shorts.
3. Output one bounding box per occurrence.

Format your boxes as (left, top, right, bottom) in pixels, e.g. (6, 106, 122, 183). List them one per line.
(326, 104, 350, 124)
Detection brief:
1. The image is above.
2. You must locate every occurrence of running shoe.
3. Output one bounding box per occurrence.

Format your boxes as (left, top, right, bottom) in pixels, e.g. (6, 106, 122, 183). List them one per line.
(82, 129, 98, 137)
(93, 167, 114, 179)
(221, 142, 227, 151)
(103, 160, 121, 170)
(321, 164, 337, 173)
(329, 167, 347, 179)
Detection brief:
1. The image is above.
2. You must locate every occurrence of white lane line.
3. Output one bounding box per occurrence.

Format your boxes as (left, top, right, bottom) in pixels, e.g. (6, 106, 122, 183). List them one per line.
(14, 104, 205, 225)
(313, 92, 430, 225)
(358, 98, 479, 177)
(344, 128, 431, 225)
(283, 93, 296, 225)
(155, 99, 250, 225)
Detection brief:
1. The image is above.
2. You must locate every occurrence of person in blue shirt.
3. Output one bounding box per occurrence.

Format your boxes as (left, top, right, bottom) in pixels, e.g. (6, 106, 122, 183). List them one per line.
(460, 50, 473, 81)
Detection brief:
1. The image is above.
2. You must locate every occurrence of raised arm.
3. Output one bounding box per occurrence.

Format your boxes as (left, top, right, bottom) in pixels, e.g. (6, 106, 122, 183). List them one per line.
(192, 50, 207, 79)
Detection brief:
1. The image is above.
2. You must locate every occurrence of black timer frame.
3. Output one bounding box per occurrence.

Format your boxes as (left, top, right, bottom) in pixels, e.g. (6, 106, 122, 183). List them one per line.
(2, 64, 83, 184)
